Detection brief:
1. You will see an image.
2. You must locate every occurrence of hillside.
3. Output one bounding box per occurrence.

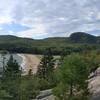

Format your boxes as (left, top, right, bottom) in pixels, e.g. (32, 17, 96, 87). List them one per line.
(69, 32, 97, 44)
(0, 32, 99, 54)
(0, 32, 98, 45)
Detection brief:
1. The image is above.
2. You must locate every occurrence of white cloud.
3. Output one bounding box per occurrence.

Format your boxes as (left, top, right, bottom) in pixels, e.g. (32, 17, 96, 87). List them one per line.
(0, 0, 100, 38)
(17, 23, 47, 38)
(0, 17, 13, 24)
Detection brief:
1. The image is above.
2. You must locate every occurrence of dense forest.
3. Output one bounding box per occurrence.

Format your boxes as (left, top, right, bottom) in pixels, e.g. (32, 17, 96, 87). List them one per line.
(0, 32, 100, 54)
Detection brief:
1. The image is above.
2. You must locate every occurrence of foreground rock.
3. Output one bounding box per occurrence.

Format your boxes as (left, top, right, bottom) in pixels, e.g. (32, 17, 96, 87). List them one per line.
(35, 67, 100, 100)
(89, 67, 100, 100)
(33, 89, 54, 100)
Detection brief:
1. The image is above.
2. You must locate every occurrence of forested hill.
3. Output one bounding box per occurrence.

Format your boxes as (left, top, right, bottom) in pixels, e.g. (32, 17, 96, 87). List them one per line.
(0, 32, 100, 54)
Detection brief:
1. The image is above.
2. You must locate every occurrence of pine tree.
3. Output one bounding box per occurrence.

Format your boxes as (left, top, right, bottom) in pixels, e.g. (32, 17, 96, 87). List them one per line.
(4, 55, 21, 78)
(1, 55, 21, 100)
(37, 48, 55, 80)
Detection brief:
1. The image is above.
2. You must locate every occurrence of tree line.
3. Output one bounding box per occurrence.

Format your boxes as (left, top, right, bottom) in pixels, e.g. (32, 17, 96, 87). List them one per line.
(0, 44, 100, 55)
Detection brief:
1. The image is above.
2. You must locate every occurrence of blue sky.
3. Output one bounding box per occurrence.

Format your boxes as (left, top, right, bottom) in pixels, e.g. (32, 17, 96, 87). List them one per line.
(0, 0, 100, 39)
(0, 22, 31, 34)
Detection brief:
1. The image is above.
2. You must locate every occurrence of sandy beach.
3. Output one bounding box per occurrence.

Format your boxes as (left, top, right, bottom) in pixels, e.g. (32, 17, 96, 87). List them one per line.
(18, 54, 41, 75)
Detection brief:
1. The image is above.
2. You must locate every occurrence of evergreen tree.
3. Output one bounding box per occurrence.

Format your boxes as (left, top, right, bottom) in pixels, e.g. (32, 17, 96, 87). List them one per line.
(37, 48, 55, 80)
(0, 55, 21, 100)
(28, 69, 33, 76)
(53, 54, 90, 100)
(0, 54, 40, 100)
(4, 55, 21, 78)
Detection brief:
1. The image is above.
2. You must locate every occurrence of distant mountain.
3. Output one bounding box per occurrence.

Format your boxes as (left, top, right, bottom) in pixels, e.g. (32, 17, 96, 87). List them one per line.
(0, 32, 99, 54)
(69, 32, 97, 44)
(0, 35, 68, 47)
(0, 32, 99, 45)
(0, 35, 18, 41)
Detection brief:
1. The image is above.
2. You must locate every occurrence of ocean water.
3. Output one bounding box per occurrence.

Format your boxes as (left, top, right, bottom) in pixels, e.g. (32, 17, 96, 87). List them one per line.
(0, 54, 22, 71)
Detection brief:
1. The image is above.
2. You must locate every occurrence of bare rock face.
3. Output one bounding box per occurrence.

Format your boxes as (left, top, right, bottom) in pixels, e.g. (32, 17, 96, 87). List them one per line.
(35, 89, 54, 100)
(89, 67, 100, 100)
